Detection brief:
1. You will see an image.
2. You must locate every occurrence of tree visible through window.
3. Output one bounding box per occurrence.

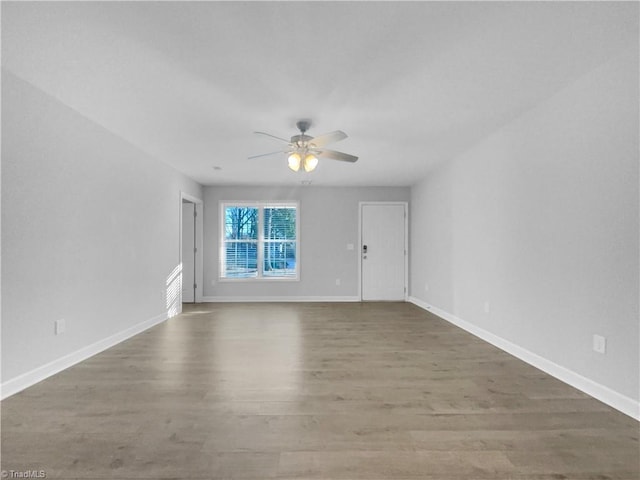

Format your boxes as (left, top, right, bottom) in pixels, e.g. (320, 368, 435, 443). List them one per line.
(220, 203, 298, 279)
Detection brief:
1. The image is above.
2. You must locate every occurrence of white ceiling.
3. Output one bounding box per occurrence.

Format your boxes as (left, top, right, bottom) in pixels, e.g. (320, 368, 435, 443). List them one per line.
(2, 1, 637, 186)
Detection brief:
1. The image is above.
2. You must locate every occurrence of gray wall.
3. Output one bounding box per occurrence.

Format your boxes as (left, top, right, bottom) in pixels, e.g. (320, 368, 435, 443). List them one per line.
(409, 47, 639, 402)
(203, 186, 410, 299)
(1, 71, 203, 385)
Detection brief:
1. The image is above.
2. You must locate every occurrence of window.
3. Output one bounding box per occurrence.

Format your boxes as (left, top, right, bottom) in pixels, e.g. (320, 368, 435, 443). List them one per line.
(220, 202, 298, 280)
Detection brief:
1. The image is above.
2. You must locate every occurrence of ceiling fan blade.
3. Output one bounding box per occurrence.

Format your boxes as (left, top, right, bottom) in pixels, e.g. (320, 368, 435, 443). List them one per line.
(254, 131, 291, 144)
(248, 150, 286, 160)
(317, 149, 358, 163)
(309, 130, 347, 148)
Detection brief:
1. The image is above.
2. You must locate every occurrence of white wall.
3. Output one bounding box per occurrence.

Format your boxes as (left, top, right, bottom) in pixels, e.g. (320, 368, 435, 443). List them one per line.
(409, 47, 639, 414)
(203, 186, 409, 300)
(1, 71, 202, 394)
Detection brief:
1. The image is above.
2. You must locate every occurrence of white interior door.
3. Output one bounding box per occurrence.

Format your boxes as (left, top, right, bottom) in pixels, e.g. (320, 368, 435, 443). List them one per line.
(361, 203, 407, 301)
(182, 202, 196, 303)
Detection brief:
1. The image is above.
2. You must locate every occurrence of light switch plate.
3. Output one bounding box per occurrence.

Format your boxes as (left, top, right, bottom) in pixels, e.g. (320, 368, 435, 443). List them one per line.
(593, 334, 606, 354)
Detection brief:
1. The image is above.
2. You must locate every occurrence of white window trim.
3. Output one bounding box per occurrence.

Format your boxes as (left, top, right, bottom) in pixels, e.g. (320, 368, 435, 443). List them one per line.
(219, 201, 300, 282)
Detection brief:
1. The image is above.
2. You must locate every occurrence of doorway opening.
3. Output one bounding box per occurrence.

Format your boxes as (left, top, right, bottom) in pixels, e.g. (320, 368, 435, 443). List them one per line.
(180, 192, 203, 303)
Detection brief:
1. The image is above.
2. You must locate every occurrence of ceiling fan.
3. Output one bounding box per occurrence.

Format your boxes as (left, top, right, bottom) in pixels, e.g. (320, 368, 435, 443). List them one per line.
(249, 120, 358, 172)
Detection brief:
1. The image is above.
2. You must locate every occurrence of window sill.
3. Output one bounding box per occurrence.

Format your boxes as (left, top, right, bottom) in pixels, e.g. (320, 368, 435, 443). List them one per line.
(218, 276, 300, 283)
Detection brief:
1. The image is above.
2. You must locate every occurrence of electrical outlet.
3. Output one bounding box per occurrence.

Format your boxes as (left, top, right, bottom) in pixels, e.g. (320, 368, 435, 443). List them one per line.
(593, 334, 606, 354)
(55, 319, 66, 335)
(346, 243, 354, 251)
(335, 278, 341, 286)
(424, 283, 429, 292)
(484, 301, 490, 314)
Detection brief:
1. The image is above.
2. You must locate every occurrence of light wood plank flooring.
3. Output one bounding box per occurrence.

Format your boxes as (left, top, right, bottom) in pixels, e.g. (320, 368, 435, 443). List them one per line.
(2, 302, 638, 479)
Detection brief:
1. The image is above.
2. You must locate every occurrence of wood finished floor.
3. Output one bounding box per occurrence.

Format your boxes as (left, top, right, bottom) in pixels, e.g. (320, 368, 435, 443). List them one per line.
(1, 302, 638, 479)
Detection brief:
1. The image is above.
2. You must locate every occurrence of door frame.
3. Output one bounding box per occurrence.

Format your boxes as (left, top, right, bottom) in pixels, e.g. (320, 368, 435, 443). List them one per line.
(180, 192, 204, 303)
(358, 201, 409, 301)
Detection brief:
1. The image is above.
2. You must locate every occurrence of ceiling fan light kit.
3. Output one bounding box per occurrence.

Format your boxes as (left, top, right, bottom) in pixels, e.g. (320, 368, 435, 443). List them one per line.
(251, 120, 358, 173)
(288, 153, 318, 172)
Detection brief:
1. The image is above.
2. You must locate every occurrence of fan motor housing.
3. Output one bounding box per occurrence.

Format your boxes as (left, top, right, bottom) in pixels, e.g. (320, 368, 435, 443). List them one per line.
(291, 134, 314, 146)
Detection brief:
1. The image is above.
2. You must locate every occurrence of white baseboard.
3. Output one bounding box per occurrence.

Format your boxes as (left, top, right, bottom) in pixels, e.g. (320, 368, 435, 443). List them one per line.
(1, 310, 173, 400)
(408, 296, 640, 421)
(201, 296, 361, 303)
